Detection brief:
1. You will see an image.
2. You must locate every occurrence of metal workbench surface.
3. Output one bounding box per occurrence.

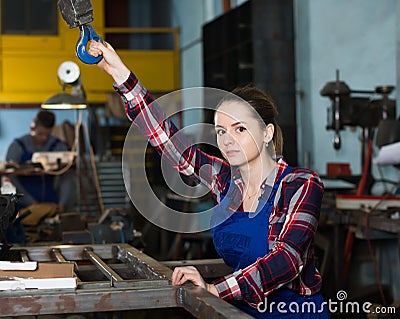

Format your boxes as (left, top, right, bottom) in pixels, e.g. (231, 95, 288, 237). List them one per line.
(0, 244, 252, 319)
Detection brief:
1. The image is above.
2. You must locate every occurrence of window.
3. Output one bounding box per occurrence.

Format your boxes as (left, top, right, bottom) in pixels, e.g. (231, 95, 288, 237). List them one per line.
(104, 0, 174, 50)
(1, 0, 57, 35)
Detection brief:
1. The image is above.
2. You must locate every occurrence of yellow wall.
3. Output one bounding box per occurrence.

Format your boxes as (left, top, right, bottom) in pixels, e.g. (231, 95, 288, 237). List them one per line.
(0, 0, 180, 104)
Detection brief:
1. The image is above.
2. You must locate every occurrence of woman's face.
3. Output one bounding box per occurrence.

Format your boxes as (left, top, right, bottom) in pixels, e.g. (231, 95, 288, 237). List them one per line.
(214, 100, 270, 167)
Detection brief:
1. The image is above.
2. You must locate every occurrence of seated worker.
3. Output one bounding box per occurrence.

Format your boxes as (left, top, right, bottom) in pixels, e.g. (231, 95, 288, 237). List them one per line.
(5, 110, 72, 242)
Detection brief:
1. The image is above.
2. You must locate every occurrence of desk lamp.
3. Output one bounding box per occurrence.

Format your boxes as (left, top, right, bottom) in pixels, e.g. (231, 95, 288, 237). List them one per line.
(42, 61, 87, 110)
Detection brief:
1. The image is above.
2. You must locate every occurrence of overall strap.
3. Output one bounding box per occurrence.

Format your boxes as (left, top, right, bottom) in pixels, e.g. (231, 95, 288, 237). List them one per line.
(270, 165, 294, 200)
(259, 165, 294, 216)
(15, 137, 62, 153)
(14, 138, 33, 163)
(15, 138, 28, 154)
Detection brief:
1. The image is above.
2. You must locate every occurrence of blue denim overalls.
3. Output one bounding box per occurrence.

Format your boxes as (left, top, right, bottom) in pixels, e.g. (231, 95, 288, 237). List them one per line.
(6, 138, 62, 243)
(15, 137, 60, 205)
(211, 166, 330, 318)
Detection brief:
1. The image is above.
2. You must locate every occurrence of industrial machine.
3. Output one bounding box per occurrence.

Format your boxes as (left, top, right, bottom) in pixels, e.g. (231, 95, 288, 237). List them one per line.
(320, 70, 396, 151)
(321, 70, 398, 194)
(32, 151, 76, 171)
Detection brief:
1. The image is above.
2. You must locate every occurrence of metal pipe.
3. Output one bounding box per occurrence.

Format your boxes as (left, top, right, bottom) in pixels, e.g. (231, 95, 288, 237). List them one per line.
(51, 248, 67, 262)
(10, 244, 117, 261)
(84, 247, 123, 284)
(51, 248, 81, 283)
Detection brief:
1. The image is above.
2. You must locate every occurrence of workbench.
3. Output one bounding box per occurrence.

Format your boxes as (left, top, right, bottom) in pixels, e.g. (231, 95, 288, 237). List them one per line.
(325, 194, 400, 308)
(0, 244, 252, 318)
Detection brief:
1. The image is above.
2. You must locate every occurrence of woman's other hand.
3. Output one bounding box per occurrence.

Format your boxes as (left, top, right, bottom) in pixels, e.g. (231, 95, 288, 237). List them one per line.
(88, 40, 130, 85)
(171, 266, 218, 296)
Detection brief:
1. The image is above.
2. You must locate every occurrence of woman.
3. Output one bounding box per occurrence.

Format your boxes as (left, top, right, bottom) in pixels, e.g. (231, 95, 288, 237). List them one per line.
(89, 41, 330, 318)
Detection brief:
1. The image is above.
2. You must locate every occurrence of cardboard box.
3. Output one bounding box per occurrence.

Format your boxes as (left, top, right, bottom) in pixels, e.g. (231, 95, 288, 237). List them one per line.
(0, 261, 76, 290)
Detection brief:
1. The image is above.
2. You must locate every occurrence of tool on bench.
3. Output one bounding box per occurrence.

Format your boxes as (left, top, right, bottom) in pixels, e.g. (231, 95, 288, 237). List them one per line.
(57, 0, 103, 64)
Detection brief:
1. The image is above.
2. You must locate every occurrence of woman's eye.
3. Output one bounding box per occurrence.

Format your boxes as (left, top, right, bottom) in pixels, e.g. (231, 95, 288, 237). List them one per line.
(236, 126, 246, 133)
(216, 129, 225, 136)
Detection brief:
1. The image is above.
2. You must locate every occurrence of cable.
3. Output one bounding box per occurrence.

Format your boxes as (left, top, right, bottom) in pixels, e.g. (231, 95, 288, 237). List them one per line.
(82, 120, 105, 217)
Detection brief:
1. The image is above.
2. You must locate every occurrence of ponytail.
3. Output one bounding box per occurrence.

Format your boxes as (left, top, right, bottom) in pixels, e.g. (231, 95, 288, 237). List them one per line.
(273, 123, 283, 156)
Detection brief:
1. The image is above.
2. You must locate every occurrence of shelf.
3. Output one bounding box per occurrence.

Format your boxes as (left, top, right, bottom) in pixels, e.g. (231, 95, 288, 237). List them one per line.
(203, 0, 298, 165)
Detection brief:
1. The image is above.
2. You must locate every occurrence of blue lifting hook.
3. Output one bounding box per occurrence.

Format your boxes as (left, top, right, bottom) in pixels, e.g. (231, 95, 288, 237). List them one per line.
(76, 24, 103, 64)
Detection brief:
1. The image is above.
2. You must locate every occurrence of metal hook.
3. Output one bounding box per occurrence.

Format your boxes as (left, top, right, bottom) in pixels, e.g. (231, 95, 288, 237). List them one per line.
(76, 24, 103, 64)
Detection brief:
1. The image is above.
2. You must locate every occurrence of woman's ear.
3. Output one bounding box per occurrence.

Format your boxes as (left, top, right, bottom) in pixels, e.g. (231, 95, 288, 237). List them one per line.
(264, 123, 274, 144)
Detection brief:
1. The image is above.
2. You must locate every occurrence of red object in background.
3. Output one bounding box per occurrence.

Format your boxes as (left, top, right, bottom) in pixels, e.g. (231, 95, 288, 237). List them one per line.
(223, 0, 231, 13)
(343, 139, 373, 285)
(326, 162, 352, 176)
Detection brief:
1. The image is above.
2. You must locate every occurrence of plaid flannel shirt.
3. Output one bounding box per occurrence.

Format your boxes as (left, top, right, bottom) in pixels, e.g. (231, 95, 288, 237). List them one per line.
(114, 72, 324, 309)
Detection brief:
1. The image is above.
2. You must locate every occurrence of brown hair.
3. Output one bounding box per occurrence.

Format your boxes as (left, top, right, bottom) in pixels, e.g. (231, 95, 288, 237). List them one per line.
(33, 110, 55, 129)
(217, 85, 283, 156)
